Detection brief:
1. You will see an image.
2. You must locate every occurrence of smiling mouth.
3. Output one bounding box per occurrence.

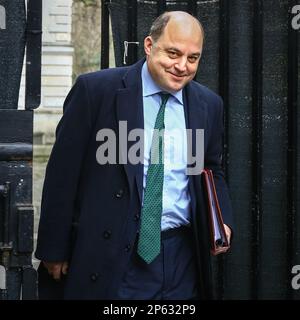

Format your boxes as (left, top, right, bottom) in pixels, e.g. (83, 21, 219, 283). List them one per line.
(168, 72, 186, 79)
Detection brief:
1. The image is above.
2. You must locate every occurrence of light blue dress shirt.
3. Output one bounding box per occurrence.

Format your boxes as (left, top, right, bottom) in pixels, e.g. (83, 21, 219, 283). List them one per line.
(141, 62, 191, 231)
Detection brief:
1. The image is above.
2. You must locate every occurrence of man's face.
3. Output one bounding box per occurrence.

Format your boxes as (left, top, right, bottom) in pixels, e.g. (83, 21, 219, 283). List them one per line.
(144, 19, 203, 93)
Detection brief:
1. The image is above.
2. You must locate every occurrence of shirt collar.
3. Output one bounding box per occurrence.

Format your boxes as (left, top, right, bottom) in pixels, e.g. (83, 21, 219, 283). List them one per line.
(141, 61, 183, 105)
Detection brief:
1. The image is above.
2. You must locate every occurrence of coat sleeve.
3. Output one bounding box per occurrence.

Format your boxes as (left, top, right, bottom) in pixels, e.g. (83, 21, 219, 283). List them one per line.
(204, 96, 234, 232)
(35, 75, 94, 261)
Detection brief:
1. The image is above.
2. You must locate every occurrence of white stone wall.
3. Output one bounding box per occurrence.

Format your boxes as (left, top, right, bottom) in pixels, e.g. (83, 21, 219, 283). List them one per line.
(43, 0, 72, 44)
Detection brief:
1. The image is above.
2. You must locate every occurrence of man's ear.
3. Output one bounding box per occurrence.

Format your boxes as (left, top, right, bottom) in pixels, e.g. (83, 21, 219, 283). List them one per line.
(144, 36, 153, 56)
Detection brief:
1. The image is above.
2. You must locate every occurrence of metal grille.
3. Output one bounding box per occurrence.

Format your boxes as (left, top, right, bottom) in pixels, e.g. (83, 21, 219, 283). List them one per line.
(0, 0, 42, 299)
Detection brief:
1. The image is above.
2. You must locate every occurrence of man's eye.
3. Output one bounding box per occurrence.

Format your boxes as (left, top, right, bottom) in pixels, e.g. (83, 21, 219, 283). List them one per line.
(188, 56, 198, 63)
(168, 51, 177, 58)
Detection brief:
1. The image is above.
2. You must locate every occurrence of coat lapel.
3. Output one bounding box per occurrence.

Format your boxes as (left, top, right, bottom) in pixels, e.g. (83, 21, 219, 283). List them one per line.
(183, 82, 208, 164)
(183, 82, 208, 217)
(115, 60, 144, 203)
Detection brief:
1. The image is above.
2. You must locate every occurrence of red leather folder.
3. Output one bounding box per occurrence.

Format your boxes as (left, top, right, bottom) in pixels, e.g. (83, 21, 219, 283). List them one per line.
(202, 169, 230, 255)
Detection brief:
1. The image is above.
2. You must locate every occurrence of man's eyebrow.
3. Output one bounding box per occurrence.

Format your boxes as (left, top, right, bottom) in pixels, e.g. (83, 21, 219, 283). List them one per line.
(166, 47, 201, 56)
(189, 51, 202, 57)
(166, 47, 181, 52)
(190, 53, 201, 57)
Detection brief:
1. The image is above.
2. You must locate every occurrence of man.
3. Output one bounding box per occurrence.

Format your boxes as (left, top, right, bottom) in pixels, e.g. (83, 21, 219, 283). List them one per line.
(36, 11, 233, 300)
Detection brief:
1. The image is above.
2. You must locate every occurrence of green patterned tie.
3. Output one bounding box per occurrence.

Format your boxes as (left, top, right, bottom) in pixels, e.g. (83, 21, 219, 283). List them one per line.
(137, 93, 170, 264)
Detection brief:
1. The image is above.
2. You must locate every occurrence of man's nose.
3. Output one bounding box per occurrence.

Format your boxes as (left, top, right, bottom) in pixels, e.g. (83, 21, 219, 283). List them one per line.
(174, 57, 187, 73)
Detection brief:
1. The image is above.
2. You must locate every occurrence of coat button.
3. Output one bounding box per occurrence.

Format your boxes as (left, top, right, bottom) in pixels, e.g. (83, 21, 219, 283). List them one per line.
(125, 244, 131, 252)
(134, 214, 140, 221)
(115, 189, 124, 198)
(90, 273, 99, 282)
(103, 230, 112, 239)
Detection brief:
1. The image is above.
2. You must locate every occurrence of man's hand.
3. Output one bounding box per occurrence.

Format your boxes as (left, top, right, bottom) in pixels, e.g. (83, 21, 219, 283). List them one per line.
(43, 261, 68, 280)
(224, 224, 232, 245)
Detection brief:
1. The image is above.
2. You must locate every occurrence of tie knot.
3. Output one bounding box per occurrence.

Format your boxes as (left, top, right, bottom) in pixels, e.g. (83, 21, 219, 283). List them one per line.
(159, 92, 170, 106)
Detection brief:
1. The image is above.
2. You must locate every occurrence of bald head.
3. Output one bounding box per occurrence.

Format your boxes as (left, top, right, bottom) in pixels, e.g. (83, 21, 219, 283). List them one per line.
(149, 11, 204, 44)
